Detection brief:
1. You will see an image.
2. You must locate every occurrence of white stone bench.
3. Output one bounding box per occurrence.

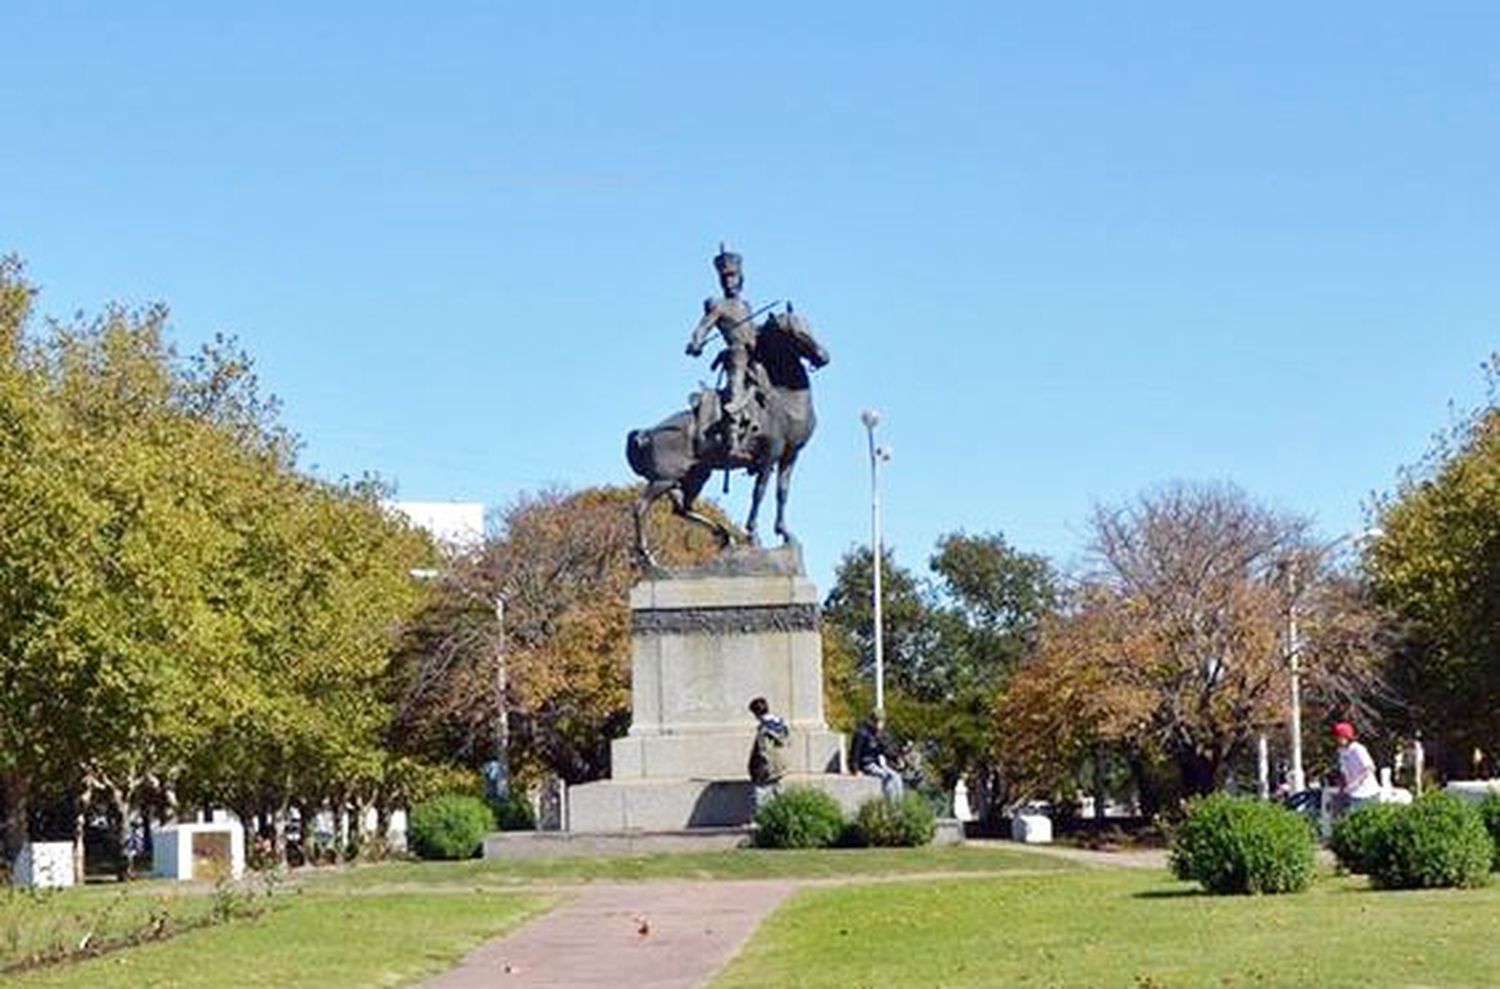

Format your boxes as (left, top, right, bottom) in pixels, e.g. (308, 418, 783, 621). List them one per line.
(12, 842, 74, 888)
(1010, 813, 1053, 844)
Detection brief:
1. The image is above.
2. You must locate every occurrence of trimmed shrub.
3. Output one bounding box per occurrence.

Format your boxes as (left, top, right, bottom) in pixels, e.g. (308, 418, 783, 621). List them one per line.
(1478, 795, 1500, 872)
(753, 786, 846, 849)
(1169, 794, 1316, 895)
(1330, 802, 1403, 874)
(408, 794, 496, 860)
(1368, 793, 1493, 889)
(492, 789, 537, 832)
(850, 794, 937, 847)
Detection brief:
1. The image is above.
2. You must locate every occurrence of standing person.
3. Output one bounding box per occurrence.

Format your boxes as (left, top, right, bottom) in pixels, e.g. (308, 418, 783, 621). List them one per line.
(747, 696, 789, 812)
(1334, 721, 1381, 812)
(850, 711, 904, 802)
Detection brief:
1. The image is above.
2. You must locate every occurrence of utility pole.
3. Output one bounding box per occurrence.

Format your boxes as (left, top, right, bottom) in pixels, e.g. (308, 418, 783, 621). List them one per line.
(1286, 566, 1306, 793)
(492, 595, 509, 798)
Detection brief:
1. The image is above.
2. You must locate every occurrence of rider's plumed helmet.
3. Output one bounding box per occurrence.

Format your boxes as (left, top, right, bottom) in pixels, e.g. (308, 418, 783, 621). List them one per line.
(713, 244, 742, 275)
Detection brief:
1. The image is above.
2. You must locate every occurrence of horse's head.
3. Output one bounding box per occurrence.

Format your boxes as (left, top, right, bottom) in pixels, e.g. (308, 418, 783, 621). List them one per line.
(765, 310, 829, 370)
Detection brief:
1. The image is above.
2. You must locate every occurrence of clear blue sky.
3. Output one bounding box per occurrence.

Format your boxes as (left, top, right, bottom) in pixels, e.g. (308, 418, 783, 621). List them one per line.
(5, 3, 1497, 588)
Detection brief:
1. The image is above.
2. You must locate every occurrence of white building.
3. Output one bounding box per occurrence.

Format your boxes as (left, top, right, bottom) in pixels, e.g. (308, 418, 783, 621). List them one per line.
(387, 500, 486, 552)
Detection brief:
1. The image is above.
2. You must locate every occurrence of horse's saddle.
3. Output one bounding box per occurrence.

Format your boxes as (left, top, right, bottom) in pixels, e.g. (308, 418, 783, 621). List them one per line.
(690, 384, 766, 463)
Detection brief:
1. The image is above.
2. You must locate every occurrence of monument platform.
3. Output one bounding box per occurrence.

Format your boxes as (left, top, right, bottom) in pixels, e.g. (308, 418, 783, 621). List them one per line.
(566, 774, 882, 832)
(566, 546, 861, 833)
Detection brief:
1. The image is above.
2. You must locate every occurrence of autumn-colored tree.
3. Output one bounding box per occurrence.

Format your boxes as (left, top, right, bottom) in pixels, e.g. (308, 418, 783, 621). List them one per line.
(392, 487, 728, 785)
(995, 587, 1158, 809)
(999, 482, 1387, 808)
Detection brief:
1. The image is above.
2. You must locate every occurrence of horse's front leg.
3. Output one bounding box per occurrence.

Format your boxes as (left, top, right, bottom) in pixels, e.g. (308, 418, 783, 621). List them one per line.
(774, 453, 798, 545)
(745, 464, 772, 546)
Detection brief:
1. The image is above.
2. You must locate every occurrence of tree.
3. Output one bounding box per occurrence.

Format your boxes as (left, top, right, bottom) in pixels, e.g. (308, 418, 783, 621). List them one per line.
(999, 482, 1387, 807)
(1368, 356, 1500, 775)
(392, 487, 728, 786)
(823, 533, 1058, 809)
(822, 547, 942, 701)
(0, 255, 438, 872)
(928, 532, 1058, 696)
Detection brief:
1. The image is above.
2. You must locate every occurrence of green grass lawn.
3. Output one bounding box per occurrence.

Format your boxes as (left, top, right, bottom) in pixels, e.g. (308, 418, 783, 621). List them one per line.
(712, 869, 1500, 989)
(313, 844, 1074, 889)
(2, 845, 1062, 984)
(2, 881, 229, 971)
(7, 888, 550, 989)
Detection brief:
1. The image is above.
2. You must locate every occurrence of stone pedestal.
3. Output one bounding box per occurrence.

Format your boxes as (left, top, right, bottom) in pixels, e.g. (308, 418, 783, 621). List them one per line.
(566, 547, 857, 834)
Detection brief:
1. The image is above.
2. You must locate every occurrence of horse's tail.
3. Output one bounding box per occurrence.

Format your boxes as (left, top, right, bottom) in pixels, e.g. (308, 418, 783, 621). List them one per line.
(626, 428, 653, 479)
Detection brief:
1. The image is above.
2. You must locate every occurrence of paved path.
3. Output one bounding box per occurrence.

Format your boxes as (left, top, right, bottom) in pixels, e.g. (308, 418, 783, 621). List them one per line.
(420, 880, 797, 989)
(962, 838, 1169, 870)
(421, 844, 1164, 988)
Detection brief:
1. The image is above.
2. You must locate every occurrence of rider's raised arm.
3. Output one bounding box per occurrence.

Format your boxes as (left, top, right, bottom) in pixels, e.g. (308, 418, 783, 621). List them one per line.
(685, 297, 720, 356)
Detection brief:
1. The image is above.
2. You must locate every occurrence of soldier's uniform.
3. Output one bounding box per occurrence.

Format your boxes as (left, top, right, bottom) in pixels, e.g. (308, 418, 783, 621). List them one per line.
(686, 247, 761, 456)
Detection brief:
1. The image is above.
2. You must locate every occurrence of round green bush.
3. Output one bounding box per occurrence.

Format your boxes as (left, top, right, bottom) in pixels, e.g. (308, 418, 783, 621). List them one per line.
(408, 794, 496, 860)
(1369, 793, 1493, 889)
(1329, 802, 1403, 874)
(492, 788, 537, 832)
(752, 786, 846, 849)
(850, 794, 937, 847)
(1169, 794, 1316, 895)
(1478, 795, 1500, 872)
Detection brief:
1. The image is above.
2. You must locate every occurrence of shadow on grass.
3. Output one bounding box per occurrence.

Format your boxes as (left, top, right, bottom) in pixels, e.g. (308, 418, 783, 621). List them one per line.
(1131, 886, 1203, 899)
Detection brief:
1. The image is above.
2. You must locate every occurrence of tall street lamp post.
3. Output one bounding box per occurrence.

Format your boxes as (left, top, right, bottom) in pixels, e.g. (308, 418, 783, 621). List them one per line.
(860, 409, 891, 714)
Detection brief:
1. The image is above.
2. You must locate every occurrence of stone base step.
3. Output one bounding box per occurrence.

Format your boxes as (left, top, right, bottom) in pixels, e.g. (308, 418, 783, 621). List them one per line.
(483, 817, 966, 859)
(483, 826, 750, 859)
(566, 774, 885, 832)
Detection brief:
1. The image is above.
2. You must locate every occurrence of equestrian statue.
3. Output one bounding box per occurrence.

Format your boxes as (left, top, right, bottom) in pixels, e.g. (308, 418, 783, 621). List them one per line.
(627, 246, 829, 566)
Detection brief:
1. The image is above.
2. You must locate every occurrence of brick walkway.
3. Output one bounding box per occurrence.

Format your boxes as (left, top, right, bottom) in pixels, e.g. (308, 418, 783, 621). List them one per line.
(420, 844, 1165, 988)
(420, 880, 798, 989)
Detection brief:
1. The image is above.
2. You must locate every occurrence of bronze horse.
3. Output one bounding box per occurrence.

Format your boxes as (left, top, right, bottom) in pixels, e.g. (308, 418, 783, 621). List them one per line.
(626, 310, 829, 565)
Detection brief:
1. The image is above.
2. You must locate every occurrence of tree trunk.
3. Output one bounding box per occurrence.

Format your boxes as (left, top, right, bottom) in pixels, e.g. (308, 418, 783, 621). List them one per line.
(271, 801, 290, 867)
(72, 787, 89, 884)
(1178, 752, 1218, 797)
(161, 782, 179, 824)
(333, 800, 349, 861)
(108, 785, 133, 881)
(1092, 747, 1108, 822)
(375, 798, 391, 841)
(1, 767, 30, 865)
(1127, 751, 1161, 819)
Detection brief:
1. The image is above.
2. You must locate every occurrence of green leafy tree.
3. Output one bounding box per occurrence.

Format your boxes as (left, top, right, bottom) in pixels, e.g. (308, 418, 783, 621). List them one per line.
(823, 533, 1058, 806)
(1368, 356, 1500, 774)
(0, 255, 440, 873)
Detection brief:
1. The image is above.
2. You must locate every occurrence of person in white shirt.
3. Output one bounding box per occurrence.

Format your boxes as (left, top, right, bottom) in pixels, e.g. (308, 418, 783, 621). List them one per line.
(1334, 721, 1381, 811)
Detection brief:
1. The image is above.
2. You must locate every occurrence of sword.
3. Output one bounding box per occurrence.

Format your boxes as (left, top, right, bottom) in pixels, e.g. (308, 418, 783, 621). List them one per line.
(687, 300, 784, 355)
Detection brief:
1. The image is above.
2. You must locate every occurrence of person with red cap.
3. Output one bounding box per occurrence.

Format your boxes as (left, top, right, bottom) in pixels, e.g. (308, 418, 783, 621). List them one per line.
(1334, 721, 1381, 811)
